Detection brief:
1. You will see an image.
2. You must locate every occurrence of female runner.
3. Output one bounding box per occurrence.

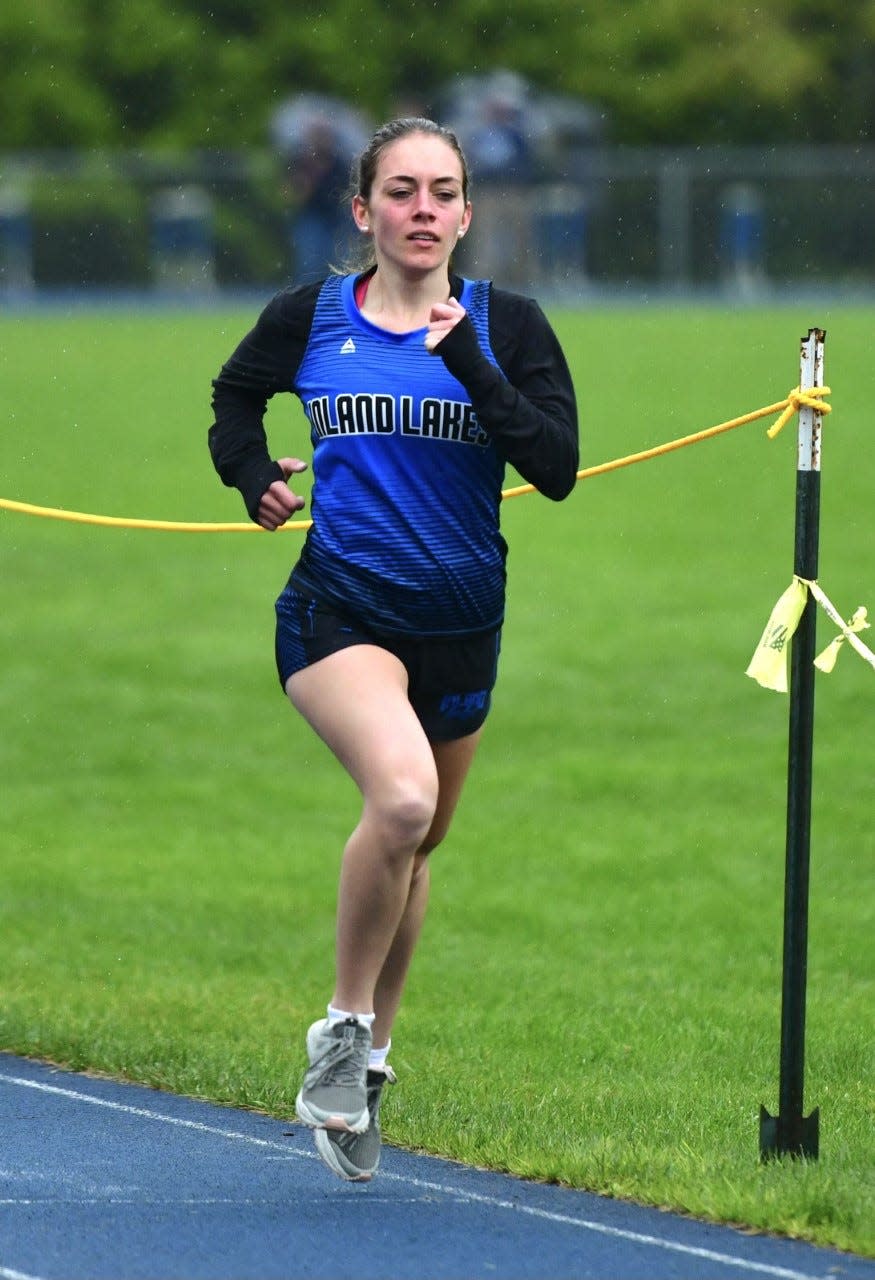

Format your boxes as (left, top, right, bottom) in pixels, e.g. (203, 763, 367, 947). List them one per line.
(209, 116, 578, 1181)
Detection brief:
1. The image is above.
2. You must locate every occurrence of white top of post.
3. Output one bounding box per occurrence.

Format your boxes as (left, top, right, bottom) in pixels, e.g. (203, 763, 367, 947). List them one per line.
(797, 329, 825, 473)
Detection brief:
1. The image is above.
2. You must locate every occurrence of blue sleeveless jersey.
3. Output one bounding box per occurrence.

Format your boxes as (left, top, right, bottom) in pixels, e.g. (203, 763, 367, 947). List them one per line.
(289, 274, 507, 636)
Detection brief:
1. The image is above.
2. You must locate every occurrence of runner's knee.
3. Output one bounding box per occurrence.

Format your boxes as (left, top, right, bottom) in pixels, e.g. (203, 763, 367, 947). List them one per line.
(368, 772, 438, 857)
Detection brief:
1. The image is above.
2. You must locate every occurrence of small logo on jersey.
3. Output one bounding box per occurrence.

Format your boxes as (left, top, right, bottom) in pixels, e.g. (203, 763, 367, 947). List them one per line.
(340, 338, 356, 354)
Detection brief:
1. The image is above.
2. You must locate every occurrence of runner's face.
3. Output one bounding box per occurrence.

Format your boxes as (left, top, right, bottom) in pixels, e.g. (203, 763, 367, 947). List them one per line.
(354, 134, 472, 275)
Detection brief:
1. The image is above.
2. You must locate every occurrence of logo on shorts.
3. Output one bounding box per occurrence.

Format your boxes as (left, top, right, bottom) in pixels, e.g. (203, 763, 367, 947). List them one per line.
(439, 690, 489, 718)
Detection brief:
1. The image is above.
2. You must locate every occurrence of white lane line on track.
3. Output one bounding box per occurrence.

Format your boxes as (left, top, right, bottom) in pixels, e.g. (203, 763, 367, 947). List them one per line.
(1, 1198, 426, 1206)
(0, 1072, 831, 1280)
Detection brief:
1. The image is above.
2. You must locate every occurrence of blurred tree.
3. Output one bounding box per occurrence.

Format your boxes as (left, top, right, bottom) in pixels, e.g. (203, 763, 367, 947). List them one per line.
(0, 0, 873, 149)
(571, 0, 824, 143)
(0, 0, 119, 145)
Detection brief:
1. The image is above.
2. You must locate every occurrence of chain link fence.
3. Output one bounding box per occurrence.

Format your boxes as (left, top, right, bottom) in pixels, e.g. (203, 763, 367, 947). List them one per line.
(2, 145, 873, 297)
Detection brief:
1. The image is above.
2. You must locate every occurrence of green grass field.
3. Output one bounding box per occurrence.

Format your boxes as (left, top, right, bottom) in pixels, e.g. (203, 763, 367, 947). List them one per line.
(1, 299, 873, 1255)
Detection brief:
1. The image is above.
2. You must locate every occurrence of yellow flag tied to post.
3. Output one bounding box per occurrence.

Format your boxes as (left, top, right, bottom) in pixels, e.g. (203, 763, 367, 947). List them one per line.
(807, 582, 875, 674)
(746, 578, 809, 692)
(747, 577, 875, 691)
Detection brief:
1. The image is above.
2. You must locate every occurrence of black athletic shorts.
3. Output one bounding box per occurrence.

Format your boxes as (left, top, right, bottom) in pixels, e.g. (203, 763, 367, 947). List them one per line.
(274, 583, 501, 741)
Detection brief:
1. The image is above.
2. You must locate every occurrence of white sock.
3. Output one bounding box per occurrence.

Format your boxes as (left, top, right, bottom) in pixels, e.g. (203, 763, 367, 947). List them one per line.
(327, 1004, 375, 1029)
(369, 1040, 391, 1072)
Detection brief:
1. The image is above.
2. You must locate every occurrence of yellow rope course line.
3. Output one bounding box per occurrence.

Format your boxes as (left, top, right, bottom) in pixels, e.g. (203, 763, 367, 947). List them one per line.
(0, 385, 831, 533)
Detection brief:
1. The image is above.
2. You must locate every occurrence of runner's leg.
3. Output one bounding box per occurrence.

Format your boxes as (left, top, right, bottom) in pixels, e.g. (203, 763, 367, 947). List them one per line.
(370, 730, 483, 1047)
(286, 644, 439, 1015)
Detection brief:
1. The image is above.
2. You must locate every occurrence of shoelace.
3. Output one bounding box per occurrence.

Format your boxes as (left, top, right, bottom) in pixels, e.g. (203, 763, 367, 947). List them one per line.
(311, 1023, 369, 1088)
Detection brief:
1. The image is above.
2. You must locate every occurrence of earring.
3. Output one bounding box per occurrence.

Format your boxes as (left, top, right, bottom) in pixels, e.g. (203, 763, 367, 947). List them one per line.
(361, 223, 370, 232)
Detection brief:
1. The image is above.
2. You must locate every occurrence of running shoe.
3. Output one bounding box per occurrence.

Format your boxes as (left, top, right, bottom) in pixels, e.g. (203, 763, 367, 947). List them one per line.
(314, 1065, 396, 1181)
(295, 1017, 372, 1133)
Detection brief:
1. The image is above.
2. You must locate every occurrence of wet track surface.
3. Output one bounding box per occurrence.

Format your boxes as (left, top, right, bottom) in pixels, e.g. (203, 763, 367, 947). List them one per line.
(1, 1054, 872, 1280)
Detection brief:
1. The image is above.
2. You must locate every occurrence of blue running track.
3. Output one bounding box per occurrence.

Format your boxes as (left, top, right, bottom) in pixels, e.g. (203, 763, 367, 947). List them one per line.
(1, 1054, 871, 1280)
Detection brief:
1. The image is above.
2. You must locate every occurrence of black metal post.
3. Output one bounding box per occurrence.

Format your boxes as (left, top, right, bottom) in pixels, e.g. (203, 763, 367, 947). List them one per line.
(759, 329, 825, 1161)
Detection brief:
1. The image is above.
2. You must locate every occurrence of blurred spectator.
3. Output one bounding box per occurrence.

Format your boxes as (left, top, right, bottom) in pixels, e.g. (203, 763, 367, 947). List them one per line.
(439, 71, 543, 287)
(534, 92, 606, 286)
(464, 91, 535, 184)
(270, 95, 371, 283)
(437, 70, 605, 289)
